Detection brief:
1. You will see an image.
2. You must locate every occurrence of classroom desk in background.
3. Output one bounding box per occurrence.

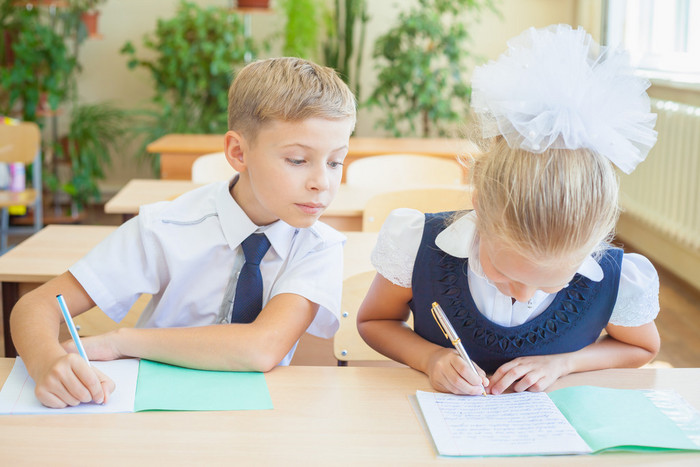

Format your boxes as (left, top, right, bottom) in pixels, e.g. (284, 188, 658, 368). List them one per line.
(0, 225, 377, 357)
(104, 179, 437, 231)
(1, 361, 699, 465)
(147, 134, 473, 181)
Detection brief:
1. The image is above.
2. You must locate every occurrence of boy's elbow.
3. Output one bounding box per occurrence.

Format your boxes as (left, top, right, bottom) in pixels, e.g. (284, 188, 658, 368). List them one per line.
(234, 334, 286, 372)
(248, 352, 280, 373)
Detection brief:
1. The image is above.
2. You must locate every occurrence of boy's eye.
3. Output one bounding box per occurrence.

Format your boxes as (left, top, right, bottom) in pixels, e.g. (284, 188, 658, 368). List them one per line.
(328, 161, 344, 169)
(286, 158, 305, 166)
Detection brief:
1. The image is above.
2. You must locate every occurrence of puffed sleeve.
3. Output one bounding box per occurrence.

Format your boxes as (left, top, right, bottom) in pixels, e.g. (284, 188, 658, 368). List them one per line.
(608, 253, 660, 326)
(370, 208, 425, 288)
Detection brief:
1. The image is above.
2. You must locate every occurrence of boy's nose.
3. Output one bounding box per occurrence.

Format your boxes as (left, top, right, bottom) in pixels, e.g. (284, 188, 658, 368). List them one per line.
(308, 167, 330, 191)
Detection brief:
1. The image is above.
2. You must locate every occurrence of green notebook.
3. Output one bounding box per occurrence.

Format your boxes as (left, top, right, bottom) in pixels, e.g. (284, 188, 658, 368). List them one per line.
(0, 358, 273, 414)
(135, 360, 273, 412)
(416, 385, 700, 457)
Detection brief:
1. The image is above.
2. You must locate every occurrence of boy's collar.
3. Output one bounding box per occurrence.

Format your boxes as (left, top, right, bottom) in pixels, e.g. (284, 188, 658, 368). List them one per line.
(435, 211, 604, 282)
(217, 180, 301, 260)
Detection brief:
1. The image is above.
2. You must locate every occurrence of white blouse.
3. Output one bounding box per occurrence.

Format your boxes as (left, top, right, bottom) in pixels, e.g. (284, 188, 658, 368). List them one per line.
(371, 208, 659, 328)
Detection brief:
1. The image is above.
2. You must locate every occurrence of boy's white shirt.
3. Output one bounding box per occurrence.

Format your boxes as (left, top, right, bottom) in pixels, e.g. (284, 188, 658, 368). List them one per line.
(70, 180, 345, 366)
(371, 208, 659, 328)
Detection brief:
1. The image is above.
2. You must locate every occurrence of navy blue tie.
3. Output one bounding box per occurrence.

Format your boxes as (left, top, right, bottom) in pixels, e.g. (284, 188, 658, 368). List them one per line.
(231, 233, 271, 324)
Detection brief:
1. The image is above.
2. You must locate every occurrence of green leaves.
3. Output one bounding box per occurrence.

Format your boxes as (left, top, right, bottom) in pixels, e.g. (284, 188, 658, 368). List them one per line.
(121, 1, 256, 137)
(0, 8, 77, 121)
(60, 102, 130, 209)
(366, 0, 498, 137)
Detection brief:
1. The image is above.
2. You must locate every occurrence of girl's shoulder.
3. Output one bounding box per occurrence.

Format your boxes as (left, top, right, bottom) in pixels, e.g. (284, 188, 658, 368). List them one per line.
(371, 208, 426, 288)
(609, 253, 660, 326)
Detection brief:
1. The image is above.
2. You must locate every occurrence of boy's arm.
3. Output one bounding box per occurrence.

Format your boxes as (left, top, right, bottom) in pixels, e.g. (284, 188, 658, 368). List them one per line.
(357, 273, 487, 395)
(10, 271, 115, 408)
(79, 293, 319, 372)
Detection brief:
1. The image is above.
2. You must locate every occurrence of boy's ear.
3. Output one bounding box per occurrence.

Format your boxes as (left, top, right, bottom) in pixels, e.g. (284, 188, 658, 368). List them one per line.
(224, 130, 247, 171)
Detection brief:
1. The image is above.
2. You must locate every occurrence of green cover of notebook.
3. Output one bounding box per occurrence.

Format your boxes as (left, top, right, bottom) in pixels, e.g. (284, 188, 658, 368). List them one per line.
(416, 385, 700, 457)
(0, 358, 273, 414)
(135, 359, 273, 412)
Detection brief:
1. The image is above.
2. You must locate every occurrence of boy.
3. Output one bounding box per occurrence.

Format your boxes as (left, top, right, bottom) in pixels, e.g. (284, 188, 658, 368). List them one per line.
(10, 57, 357, 408)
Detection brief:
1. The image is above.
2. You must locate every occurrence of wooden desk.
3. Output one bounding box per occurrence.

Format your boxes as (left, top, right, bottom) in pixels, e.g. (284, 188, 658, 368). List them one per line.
(104, 179, 401, 231)
(0, 225, 376, 357)
(147, 134, 473, 180)
(1, 361, 698, 464)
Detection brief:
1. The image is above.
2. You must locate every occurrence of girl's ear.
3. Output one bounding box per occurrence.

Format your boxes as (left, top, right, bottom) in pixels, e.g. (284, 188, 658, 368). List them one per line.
(471, 189, 479, 213)
(224, 130, 247, 171)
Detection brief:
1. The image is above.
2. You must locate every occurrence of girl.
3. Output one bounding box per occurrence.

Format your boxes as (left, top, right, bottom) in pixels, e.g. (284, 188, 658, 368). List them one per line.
(357, 24, 661, 396)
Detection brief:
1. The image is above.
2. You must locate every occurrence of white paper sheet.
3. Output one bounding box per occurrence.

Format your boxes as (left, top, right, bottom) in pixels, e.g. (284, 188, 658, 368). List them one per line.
(416, 390, 592, 457)
(0, 357, 139, 414)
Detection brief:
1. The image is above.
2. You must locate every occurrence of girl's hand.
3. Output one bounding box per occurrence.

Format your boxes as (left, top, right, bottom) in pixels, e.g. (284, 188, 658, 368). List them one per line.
(488, 354, 570, 394)
(33, 353, 115, 408)
(61, 331, 123, 362)
(426, 347, 489, 395)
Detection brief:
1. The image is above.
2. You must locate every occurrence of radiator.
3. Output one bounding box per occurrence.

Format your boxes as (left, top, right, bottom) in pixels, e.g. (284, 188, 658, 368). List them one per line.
(619, 99, 700, 252)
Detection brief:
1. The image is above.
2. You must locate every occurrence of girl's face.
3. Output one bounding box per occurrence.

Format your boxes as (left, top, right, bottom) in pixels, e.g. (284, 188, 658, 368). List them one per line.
(478, 236, 584, 303)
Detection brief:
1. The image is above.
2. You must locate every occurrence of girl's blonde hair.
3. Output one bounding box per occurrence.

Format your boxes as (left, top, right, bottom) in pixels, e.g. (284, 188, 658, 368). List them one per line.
(466, 136, 620, 263)
(228, 57, 356, 144)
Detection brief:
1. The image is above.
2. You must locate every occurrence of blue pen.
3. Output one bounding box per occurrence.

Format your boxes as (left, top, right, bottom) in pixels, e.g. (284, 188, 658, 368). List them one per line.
(56, 294, 91, 366)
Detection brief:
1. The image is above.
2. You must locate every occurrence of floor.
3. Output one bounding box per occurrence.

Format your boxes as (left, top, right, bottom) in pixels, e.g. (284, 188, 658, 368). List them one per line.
(2, 204, 700, 368)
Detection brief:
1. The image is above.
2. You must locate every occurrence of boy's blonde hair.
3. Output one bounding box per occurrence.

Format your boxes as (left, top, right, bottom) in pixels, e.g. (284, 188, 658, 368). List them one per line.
(467, 136, 619, 263)
(228, 57, 356, 143)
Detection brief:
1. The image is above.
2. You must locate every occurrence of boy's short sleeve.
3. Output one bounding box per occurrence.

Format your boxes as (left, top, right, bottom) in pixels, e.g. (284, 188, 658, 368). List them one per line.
(69, 210, 165, 323)
(270, 226, 345, 339)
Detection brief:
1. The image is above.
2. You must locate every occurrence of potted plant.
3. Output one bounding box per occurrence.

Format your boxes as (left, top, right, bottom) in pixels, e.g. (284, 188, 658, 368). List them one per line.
(366, 0, 499, 137)
(49, 102, 129, 214)
(237, 0, 270, 9)
(321, 0, 369, 100)
(121, 0, 256, 174)
(279, 0, 322, 60)
(276, 0, 368, 100)
(67, 0, 107, 39)
(0, 7, 77, 120)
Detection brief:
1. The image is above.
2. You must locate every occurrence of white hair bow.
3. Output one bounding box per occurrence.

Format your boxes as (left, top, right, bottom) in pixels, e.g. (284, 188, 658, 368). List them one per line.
(471, 24, 657, 174)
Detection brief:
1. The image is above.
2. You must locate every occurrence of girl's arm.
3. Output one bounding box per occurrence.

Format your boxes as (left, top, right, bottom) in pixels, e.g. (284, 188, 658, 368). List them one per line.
(488, 321, 660, 394)
(356, 273, 487, 395)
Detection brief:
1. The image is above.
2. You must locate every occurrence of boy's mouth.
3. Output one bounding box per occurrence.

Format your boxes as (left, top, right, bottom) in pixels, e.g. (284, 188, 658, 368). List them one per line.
(296, 203, 326, 215)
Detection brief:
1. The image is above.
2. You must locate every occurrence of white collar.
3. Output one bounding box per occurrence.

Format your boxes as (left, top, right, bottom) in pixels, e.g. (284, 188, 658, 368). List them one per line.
(435, 211, 604, 282)
(216, 180, 299, 260)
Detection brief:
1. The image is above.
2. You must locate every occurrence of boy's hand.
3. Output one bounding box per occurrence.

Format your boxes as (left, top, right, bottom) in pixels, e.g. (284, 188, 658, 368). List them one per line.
(33, 353, 115, 409)
(488, 354, 570, 394)
(426, 347, 489, 395)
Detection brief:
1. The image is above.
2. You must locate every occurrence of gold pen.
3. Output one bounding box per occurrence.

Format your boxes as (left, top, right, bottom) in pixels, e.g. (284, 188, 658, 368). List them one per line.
(431, 301, 487, 396)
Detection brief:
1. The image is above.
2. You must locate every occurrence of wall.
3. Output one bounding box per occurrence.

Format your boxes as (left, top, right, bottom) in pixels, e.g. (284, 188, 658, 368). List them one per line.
(71, 0, 578, 191)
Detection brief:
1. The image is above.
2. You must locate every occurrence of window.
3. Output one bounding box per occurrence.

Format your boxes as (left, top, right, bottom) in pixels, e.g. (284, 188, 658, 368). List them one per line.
(605, 0, 700, 85)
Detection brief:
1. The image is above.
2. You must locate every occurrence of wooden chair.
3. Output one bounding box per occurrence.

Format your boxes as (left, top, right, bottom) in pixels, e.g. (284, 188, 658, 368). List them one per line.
(334, 270, 414, 365)
(191, 152, 237, 183)
(362, 186, 472, 232)
(0, 121, 42, 253)
(345, 153, 464, 187)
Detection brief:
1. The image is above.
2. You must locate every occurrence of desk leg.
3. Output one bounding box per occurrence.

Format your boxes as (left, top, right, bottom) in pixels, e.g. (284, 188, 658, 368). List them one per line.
(2, 281, 18, 357)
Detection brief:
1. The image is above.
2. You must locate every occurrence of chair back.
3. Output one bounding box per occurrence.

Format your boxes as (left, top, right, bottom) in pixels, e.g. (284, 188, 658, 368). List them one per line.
(0, 121, 40, 164)
(362, 186, 472, 232)
(335, 271, 405, 363)
(345, 154, 463, 188)
(0, 121, 43, 252)
(191, 152, 237, 183)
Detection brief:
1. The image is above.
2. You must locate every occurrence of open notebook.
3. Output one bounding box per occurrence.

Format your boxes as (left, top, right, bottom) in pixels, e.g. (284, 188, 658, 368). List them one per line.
(0, 358, 272, 414)
(416, 386, 700, 457)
